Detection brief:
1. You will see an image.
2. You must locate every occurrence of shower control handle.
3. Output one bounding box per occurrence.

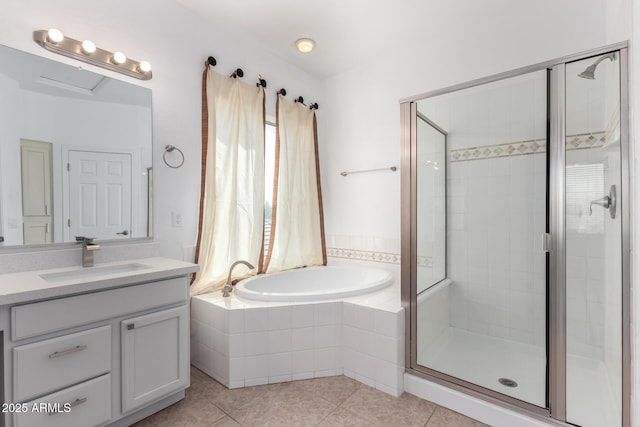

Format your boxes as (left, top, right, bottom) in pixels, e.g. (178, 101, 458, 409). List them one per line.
(589, 185, 616, 219)
(589, 196, 611, 213)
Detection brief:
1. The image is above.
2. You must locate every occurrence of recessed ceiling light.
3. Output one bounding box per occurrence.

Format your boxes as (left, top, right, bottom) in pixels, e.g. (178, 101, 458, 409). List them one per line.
(295, 38, 315, 53)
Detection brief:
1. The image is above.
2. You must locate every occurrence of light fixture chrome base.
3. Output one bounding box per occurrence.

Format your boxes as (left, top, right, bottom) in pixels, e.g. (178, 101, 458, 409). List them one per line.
(33, 30, 152, 81)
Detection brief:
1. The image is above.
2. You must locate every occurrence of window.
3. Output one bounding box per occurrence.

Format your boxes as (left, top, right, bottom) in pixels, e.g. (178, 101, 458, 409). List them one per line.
(264, 123, 276, 255)
(566, 162, 605, 234)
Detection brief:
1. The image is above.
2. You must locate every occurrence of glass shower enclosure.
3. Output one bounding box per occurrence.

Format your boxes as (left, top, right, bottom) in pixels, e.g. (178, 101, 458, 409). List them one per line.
(401, 45, 629, 426)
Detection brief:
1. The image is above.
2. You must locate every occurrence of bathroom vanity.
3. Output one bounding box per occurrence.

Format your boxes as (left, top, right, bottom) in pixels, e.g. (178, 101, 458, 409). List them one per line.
(0, 257, 198, 427)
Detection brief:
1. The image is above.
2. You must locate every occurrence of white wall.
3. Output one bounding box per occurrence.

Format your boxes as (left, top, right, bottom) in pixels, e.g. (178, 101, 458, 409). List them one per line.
(0, 0, 321, 260)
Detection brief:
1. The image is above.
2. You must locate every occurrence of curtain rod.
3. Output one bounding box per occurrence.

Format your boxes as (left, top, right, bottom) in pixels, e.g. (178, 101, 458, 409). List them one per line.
(277, 89, 319, 110)
(206, 55, 267, 88)
(205, 57, 318, 109)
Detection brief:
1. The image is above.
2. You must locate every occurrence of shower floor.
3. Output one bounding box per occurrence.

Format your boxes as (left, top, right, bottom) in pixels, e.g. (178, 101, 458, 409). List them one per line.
(418, 327, 619, 427)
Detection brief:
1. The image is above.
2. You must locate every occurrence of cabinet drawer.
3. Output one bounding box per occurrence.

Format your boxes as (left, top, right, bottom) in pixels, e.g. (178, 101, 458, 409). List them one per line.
(12, 276, 188, 340)
(14, 374, 111, 427)
(14, 325, 111, 402)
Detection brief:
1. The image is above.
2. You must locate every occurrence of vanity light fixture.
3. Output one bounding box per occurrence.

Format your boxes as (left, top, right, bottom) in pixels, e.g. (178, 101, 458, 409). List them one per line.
(112, 51, 127, 65)
(33, 29, 152, 80)
(81, 40, 96, 55)
(47, 28, 64, 44)
(138, 60, 152, 73)
(295, 38, 315, 53)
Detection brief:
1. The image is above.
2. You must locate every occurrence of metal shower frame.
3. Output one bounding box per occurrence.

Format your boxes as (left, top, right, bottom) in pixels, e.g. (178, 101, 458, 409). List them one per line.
(400, 42, 630, 426)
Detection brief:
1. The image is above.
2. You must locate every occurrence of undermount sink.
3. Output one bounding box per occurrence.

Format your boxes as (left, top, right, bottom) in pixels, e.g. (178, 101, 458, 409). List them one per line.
(39, 263, 152, 283)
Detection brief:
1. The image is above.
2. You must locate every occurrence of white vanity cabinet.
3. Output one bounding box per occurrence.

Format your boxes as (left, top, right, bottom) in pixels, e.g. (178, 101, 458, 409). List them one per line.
(0, 258, 198, 427)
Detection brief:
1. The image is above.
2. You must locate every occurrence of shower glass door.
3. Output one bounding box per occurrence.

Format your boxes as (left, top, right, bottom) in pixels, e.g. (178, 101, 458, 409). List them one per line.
(413, 69, 548, 408)
(564, 51, 623, 427)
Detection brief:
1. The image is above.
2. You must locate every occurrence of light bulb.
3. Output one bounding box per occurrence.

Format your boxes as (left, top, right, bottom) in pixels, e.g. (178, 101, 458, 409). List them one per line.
(47, 28, 64, 44)
(138, 61, 151, 73)
(295, 38, 315, 53)
(81, 40, 96, 55)
(112, 51, 127, 65)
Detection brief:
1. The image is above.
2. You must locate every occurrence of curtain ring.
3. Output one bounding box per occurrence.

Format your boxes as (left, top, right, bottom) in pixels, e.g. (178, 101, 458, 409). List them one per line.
(163, 145, 184, 169)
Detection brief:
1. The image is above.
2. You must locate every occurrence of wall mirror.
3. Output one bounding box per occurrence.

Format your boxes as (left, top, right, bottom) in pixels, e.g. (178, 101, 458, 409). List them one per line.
(0, 44, 152, 248)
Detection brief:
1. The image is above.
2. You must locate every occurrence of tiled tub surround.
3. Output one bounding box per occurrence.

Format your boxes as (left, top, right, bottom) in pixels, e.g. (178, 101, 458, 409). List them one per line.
(190, 266, 405, 397)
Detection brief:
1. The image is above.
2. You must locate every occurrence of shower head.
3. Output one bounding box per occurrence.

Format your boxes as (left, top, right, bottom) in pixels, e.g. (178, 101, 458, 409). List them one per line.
(578, 65, 597, 80)
(578, 52, 616, 79)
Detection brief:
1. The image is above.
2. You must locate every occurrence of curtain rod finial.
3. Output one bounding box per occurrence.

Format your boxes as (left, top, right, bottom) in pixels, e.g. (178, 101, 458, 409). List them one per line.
(207, 56, 216, 66)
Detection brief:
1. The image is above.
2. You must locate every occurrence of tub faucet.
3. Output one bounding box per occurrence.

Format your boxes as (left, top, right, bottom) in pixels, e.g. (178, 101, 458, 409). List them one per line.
(75, 236, 101, 267)
(222, 260, 255, 297)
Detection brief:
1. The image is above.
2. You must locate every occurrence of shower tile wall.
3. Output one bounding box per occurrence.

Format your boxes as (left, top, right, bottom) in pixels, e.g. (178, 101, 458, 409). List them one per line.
(419, 72, 548, 347)
(565, 146, 609, 360)
(447, 153, 547, 346)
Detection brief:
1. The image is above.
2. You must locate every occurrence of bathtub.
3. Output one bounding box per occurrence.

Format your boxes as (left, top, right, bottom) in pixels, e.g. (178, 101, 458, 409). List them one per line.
(190, 263, 405, 395)
(234, 265, 393, 302)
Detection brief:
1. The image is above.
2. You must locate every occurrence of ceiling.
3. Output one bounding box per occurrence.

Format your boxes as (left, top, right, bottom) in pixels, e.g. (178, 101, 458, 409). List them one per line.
(176, 0, 437, 79)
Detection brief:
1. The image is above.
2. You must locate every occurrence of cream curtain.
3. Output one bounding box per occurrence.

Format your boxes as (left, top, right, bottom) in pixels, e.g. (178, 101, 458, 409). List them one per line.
(264, 96, 326, 273)
(191, 67, 265, 295)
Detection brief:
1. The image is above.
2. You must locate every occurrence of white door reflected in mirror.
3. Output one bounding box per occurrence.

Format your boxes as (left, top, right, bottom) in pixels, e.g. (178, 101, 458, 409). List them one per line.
(66, 150, 133, 241)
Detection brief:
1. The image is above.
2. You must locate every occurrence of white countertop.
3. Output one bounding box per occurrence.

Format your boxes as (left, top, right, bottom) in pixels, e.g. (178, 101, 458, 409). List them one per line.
(0, 257, 199, 305)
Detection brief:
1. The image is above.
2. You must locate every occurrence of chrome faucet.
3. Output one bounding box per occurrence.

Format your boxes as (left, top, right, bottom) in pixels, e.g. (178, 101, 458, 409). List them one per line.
(222, 260, 255, 297)
(75, 236, 101, 267)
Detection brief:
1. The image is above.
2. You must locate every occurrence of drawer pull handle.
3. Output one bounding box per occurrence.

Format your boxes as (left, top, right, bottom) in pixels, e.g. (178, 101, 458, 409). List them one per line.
(48, 345, 87, 359)
(48, 397, 87, 416)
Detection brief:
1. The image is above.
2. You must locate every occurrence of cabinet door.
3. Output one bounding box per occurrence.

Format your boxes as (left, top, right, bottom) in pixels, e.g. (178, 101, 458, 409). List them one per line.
(121, 306, 189, 413)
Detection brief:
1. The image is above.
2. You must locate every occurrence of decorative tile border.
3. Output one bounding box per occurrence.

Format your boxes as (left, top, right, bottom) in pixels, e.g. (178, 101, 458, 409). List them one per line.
(450, 138, 546, 162)
(325, 248, 435, 267)
(566, 131, 607, 150)
(326, 247, 400, 264)
(450, 131, 607, 163)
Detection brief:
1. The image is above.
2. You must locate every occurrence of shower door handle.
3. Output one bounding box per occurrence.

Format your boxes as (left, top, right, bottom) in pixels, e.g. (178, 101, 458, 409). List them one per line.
(542, 233, 552, 253)
(589, 185, 616, 219)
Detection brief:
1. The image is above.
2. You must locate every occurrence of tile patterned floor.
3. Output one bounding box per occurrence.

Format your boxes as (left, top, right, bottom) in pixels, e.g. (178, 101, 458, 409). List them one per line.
(133, 366, 488, 427)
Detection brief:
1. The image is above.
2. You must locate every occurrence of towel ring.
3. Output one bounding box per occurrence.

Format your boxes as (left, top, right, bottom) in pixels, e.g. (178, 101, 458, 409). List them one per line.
(163, 145, 184, 169)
